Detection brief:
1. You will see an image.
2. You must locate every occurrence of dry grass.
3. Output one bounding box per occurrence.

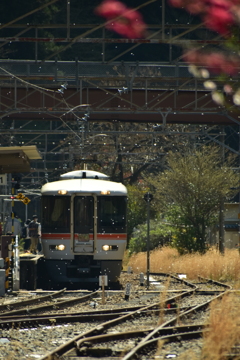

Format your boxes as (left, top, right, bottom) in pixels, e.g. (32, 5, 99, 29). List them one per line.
(128, 246, 240, 284)
(158, 276, 170, 326)
(127, 247, 240, 359)
(202, 293, 240, 360)
(122, 250, 131, 271)
(174, 293, 240, 360)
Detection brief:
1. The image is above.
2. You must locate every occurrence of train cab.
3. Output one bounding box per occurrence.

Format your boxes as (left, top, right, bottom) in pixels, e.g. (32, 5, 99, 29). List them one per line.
(39, 170, 127, 289)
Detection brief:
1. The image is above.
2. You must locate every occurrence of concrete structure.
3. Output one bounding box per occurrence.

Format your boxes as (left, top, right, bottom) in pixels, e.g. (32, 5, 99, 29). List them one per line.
(0, 146, 42, 173)
(224, 203, 240, 249)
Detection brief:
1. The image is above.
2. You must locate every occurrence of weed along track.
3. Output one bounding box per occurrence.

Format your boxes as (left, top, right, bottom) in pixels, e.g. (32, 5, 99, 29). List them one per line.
(0, 272, 232, 359)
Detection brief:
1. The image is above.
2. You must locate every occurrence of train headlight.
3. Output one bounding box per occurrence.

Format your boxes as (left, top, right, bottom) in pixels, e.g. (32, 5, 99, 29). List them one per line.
(101, 190, 111, 195)
(102, 244, 110, 251)
(102, 245, 118, 251)
(58, 190, 68, 195)
(56, 244, 66, 251)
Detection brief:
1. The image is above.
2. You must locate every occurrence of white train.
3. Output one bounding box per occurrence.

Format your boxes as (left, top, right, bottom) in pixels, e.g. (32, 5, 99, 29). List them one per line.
(40, 170, 127, 288)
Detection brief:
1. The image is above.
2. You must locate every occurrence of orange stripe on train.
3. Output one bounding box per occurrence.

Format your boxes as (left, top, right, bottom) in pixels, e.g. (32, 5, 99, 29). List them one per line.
(41, 233, 127, 240)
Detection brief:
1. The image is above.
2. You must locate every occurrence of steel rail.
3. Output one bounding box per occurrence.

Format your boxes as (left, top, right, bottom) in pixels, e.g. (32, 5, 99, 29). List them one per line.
(0, 305, 199, 329)
(39, 274, 228, 359)
(122, 290, 231, 360)
(40, 288, 197, 360)
(0, 290, 99, 316)
(0, 288, 66, 312)
(0, 304, 160, 320)
(197, 276, 232, 290)
(75, 324, 205, 357)
(0, 312, 125, 329)
(123, 330, 204, 359)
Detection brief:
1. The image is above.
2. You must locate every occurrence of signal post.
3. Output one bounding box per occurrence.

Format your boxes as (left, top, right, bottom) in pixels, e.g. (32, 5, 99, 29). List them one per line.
(144, 192, 153, 290)
(4, 192, 31, 292)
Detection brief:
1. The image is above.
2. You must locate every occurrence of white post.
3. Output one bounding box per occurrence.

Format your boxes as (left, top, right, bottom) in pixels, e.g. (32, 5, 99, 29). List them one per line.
(12, 235, 20, 291)
(101, 275, 105, 305)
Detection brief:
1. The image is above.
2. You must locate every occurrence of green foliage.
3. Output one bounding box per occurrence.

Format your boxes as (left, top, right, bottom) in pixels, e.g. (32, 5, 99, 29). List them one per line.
(126, 184, 147, 240)
(166, 204, 214, 254)
(128, 218, 173, 254)
(19, 237, 25, 252)
(0, 0, 61, 59)
(171, 226, 207, 255)
(149, 146, 239, 254)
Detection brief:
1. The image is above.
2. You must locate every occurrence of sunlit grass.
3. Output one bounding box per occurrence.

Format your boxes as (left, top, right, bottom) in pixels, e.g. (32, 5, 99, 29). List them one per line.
(172, 292, 240, 360)
(127, 247, 240, 359)
(127, 246, 240, 284)
(201, 293, 240, 360)
(122, 250, 131, 271)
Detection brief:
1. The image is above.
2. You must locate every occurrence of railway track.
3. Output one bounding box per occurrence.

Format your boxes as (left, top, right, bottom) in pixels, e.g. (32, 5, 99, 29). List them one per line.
(0, 272, 232, 360)
(0, 288, 66, 312)
(0, 290, 99, 316)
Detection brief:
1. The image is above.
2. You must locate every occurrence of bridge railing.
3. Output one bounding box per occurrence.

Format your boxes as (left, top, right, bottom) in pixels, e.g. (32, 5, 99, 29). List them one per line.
(0, 60, 208, 91)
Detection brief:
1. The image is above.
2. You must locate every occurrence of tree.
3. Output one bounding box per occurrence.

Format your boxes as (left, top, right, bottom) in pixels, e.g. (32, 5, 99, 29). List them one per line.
(0, 0, 61, 60)
(128, 218, 173, 254)
(68, 121, 210, 185)
(149, 146, 239, 254)
(126, 184, 148, 241)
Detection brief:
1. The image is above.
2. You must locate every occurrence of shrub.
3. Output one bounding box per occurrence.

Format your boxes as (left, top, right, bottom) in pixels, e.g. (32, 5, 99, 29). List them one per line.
(128, 219, 173, 254)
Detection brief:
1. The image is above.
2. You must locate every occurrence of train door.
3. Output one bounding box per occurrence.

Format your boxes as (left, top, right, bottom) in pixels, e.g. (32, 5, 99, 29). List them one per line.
(72, 195, 95, 253)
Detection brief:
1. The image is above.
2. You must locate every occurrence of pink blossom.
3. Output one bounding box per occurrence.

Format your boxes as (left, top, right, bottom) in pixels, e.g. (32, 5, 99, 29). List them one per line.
(209, 0, 238, 8)
(184, 50, 240, 75)
(183, 50, 200, 65)
(168, 0, 208, 14)
(186, 2, 207, 14)
(231, 5, 240, 23)
(106, 16, 146, 38)
(95, 0, 146, 38)
(168, 0, 185, 8)
(223, 84, 233, 94)
(95, 0, 127, 19)
(204, 7, 235, 34)
(168, 0, 238, 35)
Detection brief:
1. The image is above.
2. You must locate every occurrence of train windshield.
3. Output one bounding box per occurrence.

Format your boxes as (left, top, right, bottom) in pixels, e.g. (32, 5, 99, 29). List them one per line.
(98, 196, 127, 233)
(42, 196, 70, 233)
(74, 196, 94, 234)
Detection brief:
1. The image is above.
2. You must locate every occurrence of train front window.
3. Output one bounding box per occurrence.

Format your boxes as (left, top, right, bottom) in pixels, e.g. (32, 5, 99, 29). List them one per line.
(74, 196, 94, 234)
(42, 196, 70, 233)
(98, 196, 127, 233)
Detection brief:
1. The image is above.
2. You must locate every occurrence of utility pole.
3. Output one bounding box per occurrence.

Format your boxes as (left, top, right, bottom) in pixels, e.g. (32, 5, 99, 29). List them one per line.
(219, 198, 225, 254)
(219, 130, 225, 254)
(144, 192, 153, 290)
(238, 124, 240, 254)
